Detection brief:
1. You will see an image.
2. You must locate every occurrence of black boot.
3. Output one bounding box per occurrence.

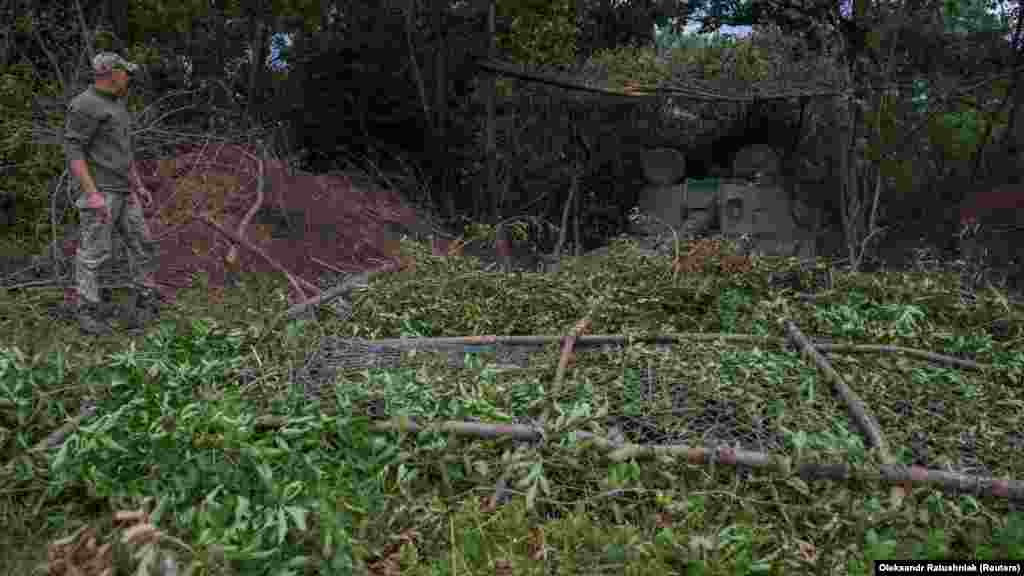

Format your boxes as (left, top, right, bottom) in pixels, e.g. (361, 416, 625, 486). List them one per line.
(77, 300, 113, 335)
(122, 286, 162, 330)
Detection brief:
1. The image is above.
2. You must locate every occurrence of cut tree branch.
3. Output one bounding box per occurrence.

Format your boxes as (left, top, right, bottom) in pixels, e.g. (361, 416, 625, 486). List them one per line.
(783, 318, 910, 507)
(367, 333, 993, 372)
(198, 214, 319, 299)
(250, 415, 1024, 503)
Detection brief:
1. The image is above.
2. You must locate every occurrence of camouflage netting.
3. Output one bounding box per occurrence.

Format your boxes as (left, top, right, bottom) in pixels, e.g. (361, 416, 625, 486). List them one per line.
(2, 141, 1019, 497)
(295, 336, 791, 455)
(283, 237, 1022, 489)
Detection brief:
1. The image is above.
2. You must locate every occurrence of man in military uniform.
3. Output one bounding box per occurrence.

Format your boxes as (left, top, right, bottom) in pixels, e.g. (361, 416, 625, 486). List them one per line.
(63, 52, 161, 335)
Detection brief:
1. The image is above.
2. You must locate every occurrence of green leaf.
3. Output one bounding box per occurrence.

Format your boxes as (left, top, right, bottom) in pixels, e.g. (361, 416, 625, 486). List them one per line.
(102, 435, 131, 453)
(257, 462, 274, 487)
(526, 480, 538, 510)
(285, 506, 308, 532)
(277, 507, 288, 545)
(235, 495, 251, 525)
(52, 439, 70, 470)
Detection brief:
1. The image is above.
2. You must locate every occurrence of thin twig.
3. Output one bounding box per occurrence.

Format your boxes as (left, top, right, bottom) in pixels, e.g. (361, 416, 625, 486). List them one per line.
(30, 403, 97, 453)
(135, 88, 205, 125)
(276, 264, 394, 323)
(552, 310, 595, 395)
(29, 10, 66, 98)
(3, 279, 64, 290)
(310, 257, 349, 275)
(224, 143, 267, 273)
(50, 169, 69, 282)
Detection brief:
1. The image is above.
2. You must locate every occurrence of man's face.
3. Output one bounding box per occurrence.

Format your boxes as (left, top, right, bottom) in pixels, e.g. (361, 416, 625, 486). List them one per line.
(98, 68, 131, 96)
(112, 68, 132, 96)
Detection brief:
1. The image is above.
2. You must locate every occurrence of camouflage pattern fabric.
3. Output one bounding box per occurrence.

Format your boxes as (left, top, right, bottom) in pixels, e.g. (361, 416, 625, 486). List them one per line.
(75, 189, 158, 304)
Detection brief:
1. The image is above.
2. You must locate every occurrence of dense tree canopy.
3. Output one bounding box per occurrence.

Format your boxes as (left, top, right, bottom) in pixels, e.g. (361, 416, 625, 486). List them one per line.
(0, 0, 1021, 259)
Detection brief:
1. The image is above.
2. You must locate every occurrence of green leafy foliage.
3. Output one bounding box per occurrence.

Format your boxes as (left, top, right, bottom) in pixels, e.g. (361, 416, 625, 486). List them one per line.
(812, 290, 929, 340)
(929, 107, 991, 163)
(584, 30, 772, 93)
(716, 287, 752, 332)
(17, 320, 390, 574)
(3, 0, 1024, 566)
(0, 64, 64, 251)
(1, 240, 1023, 574)
(943, 0, 1013, 35)
(497, 0, 579, 68)
(587, 44, 673, 86)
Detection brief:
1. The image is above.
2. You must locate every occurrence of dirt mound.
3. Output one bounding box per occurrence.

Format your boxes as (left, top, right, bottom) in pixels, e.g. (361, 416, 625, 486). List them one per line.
(56, 144, 435, 304)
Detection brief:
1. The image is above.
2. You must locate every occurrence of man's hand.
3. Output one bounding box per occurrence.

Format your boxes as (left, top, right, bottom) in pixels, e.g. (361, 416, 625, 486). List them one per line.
(85, 192, 111, 222)
(136, 185, 153, 206)
(130, 164, 151, 206)
(70, 159, 108, 221)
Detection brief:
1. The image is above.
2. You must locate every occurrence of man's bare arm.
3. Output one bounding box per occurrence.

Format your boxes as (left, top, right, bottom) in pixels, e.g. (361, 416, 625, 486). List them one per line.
(130, 162, 145, 189)
(69, 159, 100, 198)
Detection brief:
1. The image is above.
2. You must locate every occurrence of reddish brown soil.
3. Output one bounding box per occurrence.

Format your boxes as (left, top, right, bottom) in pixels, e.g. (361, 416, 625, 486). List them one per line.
(57, 144, 433, 305)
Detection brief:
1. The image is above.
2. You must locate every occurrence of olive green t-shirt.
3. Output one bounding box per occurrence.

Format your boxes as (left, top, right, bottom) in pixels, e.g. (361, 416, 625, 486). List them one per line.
(64, 86, 134, 193)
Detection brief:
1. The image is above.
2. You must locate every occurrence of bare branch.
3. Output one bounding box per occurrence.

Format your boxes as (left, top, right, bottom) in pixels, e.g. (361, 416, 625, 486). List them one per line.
(28, 12, 67, 98)
(72, 0, 94, 65)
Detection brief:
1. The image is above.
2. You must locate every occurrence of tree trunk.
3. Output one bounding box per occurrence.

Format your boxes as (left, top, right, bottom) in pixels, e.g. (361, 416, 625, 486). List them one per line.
(627, 0, 656, 47)
(432, 0, 455, 219)
(246, 4, 268, 124)
(507, 113, 523, 213)
(1006, 4, 1024, 165)
(485, 0, 498, 224)
(319, 1, 333, 53)
(0, 0, 13, 69)
(97, 0, 127, 46)
(835, 93, 858, 266)
(1013, 70, 1024, 166)
(212, 0, 227, 80)
(573, 169, 582, 256)
(289, 18, 307, 129)
(72, 0, 95, 66)
(840, 0, 873, 269)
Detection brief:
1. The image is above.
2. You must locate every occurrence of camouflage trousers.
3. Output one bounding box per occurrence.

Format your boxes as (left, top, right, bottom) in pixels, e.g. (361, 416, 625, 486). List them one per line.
(75, 189, 159, 304)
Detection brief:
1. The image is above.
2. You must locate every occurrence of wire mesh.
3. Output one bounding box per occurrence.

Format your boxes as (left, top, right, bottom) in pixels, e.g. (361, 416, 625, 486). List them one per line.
(291, 328, 1022, 486)
(295, 338, 795, 456)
